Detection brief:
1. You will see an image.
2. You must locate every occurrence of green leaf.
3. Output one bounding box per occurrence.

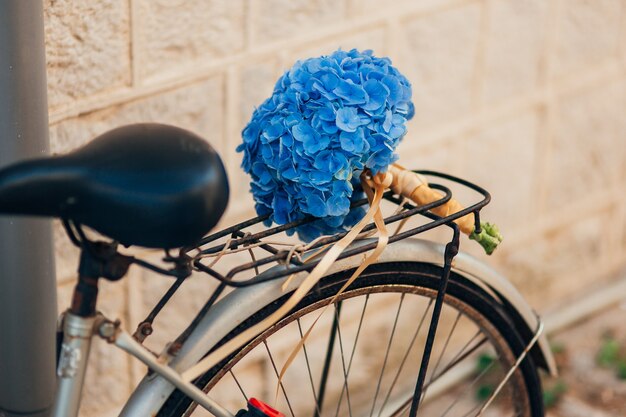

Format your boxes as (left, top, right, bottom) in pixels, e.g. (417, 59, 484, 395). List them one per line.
(470, 222, 503, 255)
(597, 338, 620, 367)
(475, 384, 494, 402)
(543, 380, 567, 409)
(617, 360, 626, 380)
(476, 353, 495, 373)
(550, 341, 565, 354)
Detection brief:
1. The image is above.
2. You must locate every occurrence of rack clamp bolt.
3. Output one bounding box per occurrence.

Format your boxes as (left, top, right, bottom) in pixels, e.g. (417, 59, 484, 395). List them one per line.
(132, 321, 153, 343)
(98, 319, 121, 343)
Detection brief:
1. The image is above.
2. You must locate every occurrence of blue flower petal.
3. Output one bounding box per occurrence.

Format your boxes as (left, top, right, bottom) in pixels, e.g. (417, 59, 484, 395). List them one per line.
(313, 150, 332, 170)
(333, 79, 368, 105)
(381, 75, 402, 105)
(308, 170, 333, 185)
(306, 193, 327, 217)
(362, 79, 390, 111)
(280, 132, 294, 147)
(261, 121, 285, 142)
(321, 120, 339, 134)
(291, 122, 312, 141)
(273, 191, 292, 224)
(330, 152, 349, 173)
(382, 110, 393, 133)
(335, 107, 362, 132)
(242, 121, 261, 144)
(320, 72, 340, 91)
(279, 158, 298, 181)
(339, 128, 368, 154)
(317, 105, 336, 122)
(322, 215, 345, 228)
(327, 195, 350, 216)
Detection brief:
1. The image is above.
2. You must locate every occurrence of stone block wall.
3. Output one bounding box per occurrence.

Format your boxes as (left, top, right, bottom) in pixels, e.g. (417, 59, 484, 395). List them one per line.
(43, 0, 626, 415)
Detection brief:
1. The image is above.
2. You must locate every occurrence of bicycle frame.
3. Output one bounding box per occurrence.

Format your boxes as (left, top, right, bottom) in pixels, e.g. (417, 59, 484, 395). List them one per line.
(52, 311, 235, 417)
(49, 240, 237, 417)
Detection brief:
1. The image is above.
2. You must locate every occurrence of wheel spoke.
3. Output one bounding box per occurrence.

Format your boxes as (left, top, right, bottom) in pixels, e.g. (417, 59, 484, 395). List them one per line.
(385, 333, 488, 417)
(314, 300, 342, 417)
(297, 318, 322, 417)
(263, 340, 296, 417)
(369, 293, 406, 417)
(386, 397, 412, 417)
(334, 302, 354, 417)
(430, 311, 462, 378)
(334, 294, 370, 417)
(429, 332, 487, 386)
(230, 369, 248, 402)
(377, 299, 434, 417)
(439, 357, 496, 417)
(419, 311, 462, 404)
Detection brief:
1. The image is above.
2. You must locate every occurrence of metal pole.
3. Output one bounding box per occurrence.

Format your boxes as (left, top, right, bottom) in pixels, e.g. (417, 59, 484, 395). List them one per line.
(0, 1, 57, 416)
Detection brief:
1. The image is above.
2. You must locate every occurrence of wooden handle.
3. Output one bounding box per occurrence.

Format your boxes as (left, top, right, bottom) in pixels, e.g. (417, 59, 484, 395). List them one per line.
(387, 164, 475, 235)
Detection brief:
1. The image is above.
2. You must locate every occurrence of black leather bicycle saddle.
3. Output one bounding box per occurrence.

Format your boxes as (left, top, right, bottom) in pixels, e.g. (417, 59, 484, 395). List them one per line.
(0, 123, 229, 249)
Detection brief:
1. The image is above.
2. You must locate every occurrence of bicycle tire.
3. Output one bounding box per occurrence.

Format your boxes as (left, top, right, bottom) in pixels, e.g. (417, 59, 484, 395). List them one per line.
(157, 262, 543, 417)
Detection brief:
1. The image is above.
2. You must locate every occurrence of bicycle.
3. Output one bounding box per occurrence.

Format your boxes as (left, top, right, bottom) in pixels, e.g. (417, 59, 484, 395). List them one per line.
(0, 122, 556, 417)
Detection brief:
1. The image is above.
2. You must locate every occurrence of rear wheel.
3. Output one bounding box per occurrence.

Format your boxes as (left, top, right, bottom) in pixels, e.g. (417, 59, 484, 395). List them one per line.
(158, 262, 543, 417)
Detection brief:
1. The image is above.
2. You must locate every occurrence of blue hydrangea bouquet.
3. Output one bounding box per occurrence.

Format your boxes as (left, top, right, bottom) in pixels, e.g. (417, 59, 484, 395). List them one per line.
(237, 49, 502, 254)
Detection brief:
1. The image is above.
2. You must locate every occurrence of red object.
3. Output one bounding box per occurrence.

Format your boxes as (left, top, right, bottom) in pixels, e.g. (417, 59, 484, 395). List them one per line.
(248, 398, 285, 417)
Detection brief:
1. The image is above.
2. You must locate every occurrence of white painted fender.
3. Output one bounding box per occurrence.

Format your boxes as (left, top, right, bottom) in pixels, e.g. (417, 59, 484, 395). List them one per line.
(119, 238, 556, 416)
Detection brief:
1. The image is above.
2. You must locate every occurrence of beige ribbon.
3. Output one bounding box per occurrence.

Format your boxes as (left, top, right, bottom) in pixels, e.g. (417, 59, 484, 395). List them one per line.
(274, 172, 390, 400)
(181, 171, 391, 384)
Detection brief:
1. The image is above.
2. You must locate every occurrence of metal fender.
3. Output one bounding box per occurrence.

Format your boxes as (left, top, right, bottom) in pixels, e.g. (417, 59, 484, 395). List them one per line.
(120, 238, 556, 416)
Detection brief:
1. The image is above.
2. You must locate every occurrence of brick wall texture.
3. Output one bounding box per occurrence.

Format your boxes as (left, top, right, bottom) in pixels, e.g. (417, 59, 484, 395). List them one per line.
(43, 0, 626, 415)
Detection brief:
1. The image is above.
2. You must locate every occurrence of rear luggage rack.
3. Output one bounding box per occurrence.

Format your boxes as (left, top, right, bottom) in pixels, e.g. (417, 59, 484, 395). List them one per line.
(132, 170, 491, 348)
(183, 170, 490, 287)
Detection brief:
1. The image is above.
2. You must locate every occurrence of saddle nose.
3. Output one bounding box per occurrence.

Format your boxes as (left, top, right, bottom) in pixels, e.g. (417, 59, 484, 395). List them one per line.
(0, 123, 229, 249)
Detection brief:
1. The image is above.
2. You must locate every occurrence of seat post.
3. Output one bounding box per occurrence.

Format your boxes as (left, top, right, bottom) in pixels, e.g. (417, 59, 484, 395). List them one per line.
(69, 246, 104, 317)
(54, 244, 107, 417)
(69, 241, 132, 317)
(69, 275, 100, 318)
(52, 242, 133, 417)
